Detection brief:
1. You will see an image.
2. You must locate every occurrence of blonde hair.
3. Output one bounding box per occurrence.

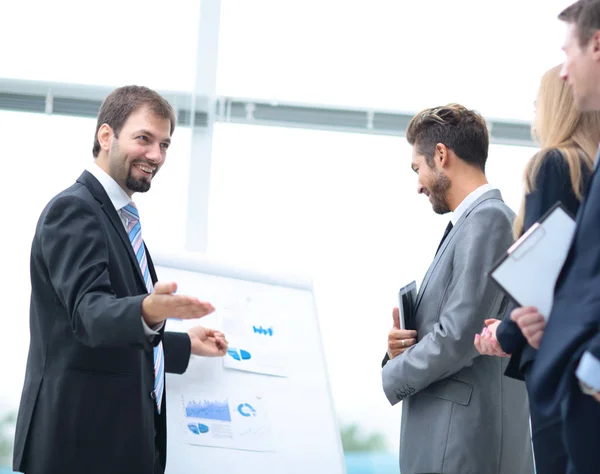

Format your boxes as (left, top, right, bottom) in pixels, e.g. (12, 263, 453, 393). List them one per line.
(513, 65, 600, 238)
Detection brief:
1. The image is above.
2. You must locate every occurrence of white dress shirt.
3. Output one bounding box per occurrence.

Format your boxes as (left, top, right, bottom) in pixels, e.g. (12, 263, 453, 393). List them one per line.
(85, 162, 162, 336)
(450, 183, 496, 225)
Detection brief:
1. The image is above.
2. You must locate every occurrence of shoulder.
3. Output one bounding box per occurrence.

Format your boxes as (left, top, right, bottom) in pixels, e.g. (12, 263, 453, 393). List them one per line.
(536, 148, 592, 181)
(458, 195, 513, 241)
(469, 193, 513, 223)
(38, 183, 98, 226)
(536, 149, 569, 176)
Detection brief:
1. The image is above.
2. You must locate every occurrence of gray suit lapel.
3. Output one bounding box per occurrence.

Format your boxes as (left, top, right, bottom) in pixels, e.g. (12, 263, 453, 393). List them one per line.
(414, 189, 503, 312)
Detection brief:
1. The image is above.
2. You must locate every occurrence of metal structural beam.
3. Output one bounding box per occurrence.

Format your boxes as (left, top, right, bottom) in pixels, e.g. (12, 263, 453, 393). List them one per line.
(0, 78, 535, 147)
(185, 0, 221, 254)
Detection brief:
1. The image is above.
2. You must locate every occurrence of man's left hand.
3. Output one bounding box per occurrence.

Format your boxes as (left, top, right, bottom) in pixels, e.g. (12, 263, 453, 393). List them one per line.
(187, 326, 228, 357)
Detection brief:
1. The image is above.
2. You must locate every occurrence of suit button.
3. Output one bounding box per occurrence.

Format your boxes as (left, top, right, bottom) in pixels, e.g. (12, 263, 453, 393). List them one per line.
(150, 391, 157, 400)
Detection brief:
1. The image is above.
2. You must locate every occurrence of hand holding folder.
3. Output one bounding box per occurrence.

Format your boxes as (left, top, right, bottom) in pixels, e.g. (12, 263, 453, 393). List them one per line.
(489, 202, 575, 320)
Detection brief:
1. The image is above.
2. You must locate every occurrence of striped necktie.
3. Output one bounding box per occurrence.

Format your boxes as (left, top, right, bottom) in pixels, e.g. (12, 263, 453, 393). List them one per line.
(120, 202, 165, 414)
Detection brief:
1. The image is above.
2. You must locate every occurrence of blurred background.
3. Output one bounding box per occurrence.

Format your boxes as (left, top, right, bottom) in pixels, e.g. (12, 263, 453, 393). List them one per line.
(0, 0, 573, 472)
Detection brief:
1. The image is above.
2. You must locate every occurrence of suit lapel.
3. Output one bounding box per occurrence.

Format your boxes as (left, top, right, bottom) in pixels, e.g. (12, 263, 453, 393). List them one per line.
(414, 189, 503, 312)
(76, 171, 147, 289)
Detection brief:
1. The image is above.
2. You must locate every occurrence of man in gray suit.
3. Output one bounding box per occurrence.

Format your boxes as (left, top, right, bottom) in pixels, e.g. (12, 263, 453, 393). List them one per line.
(381, 104, 533, 474)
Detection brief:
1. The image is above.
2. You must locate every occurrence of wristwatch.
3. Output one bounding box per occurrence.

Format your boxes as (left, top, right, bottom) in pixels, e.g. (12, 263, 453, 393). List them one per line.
(579, 380, 600, 396)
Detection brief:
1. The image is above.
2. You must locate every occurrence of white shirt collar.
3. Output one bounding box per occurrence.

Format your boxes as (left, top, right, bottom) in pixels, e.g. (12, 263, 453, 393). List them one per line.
(85, 162, 132, 212)
(450, 183, 495, 225)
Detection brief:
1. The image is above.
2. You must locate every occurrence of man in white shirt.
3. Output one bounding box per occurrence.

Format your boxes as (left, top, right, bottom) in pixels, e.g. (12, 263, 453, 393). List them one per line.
(381, 104, 533, 474)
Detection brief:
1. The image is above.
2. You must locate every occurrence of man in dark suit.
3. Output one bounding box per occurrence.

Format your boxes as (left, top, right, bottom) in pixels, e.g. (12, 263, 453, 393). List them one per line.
(512, 2, 600, 473)
(13, 85, 228, 474)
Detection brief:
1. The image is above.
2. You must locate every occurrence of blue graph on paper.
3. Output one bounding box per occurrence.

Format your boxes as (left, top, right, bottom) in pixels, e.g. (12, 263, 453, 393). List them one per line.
(237, 403, 257, 417)
(185, 399, 232, 422)
(253, 326, 273, 336)
(227, 348, 252, 361)
(188, 423, 209, 435)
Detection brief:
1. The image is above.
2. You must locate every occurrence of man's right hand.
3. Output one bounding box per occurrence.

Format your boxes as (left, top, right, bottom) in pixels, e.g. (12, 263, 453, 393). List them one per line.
(387, 307, 417, 359)
(142, 282, 215, 326)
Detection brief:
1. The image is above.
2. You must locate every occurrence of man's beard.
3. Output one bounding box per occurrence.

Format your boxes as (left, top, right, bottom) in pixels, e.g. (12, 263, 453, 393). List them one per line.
(126, 166, 152, 193)
(430, 172, 451, 215)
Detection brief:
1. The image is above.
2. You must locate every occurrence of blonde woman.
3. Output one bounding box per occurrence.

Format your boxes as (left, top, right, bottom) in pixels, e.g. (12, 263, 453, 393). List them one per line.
(474, 64, 600, 474)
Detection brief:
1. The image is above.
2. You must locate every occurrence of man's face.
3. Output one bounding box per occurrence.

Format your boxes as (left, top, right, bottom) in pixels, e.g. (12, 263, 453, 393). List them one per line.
(411, 148, 451, 215)
(561, 24, 600, 111)
(107, 106, 172, 195)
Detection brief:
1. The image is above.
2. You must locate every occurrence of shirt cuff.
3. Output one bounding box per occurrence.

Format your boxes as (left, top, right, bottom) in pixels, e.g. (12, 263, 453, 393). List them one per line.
(141, 318, 164, 337)
(576, 351, 600, 391)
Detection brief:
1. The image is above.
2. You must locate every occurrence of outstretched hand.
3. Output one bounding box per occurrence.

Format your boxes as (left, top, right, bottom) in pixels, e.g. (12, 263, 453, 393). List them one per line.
(142, 282, 215, 326)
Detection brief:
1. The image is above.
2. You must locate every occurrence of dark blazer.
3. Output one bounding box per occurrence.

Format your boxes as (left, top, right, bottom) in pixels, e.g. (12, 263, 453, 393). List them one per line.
(496, 150, 591, 379)
(530, 149, 600, 474)
(13, 171, 192, 474)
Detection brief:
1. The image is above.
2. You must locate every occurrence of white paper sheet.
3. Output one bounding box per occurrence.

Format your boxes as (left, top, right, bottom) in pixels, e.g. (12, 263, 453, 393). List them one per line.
(175, 390, 275, 452)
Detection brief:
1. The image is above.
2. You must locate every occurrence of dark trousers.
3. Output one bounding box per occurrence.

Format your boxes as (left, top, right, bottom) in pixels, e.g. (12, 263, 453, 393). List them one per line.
(524, 367, 568, 474)
(561, 383, 600, 474)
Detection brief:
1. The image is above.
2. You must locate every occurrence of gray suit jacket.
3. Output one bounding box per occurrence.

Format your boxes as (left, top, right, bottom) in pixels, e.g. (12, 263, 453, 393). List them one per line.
(382, 189, 533, 474)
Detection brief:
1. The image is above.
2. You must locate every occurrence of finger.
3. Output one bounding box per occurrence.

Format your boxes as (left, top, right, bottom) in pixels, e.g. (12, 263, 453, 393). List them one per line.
(521, 322, 546, 338)
(392, 307, 401, 329)
(389, 329, 417, 339)
(528, 333, 543, 349)
(517, 313, 545, 328)
(389, 338, 416, 349)
(484, 319, 498, 326)
(154, 281, 177, 295)
(478, 335, 501, 356)
(173, 300, 215, 319)
(510, 306, 539, 322)
(474, 334, 484, 354)
(477, 336, 493, 355)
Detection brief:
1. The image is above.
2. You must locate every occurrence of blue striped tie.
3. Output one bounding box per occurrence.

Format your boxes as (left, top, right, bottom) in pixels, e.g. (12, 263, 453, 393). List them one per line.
(121, 203, 165, 414)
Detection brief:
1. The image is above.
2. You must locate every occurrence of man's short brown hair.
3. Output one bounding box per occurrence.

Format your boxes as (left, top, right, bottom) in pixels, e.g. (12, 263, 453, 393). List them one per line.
(559, 0, 600, 47)
(406, 104, 489, 172)
(92, 85, 176, 157)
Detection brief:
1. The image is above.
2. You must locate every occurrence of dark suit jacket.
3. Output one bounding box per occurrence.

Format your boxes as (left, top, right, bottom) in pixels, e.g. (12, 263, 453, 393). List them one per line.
(13, 171, 192, 474)
(530, 150, 600, 474)
(496, 150, 591, 380)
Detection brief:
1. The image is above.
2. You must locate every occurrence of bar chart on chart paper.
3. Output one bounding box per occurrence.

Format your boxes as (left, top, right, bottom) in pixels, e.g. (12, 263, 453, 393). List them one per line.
(178, 392, 275, 452)
(185, 399, 232, 422)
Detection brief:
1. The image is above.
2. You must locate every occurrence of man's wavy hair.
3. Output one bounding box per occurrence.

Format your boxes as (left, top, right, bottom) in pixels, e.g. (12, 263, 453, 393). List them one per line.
(405, 104, 489, 172)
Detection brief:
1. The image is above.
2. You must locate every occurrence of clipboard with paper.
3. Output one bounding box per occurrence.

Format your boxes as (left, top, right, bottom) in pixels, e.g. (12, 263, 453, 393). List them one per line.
(488, 202, 576, 320)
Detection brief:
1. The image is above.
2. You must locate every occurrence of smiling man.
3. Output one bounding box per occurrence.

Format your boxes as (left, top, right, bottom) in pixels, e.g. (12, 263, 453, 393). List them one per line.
(381, 104, 532, 474)
(13, 86, 228, 474)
